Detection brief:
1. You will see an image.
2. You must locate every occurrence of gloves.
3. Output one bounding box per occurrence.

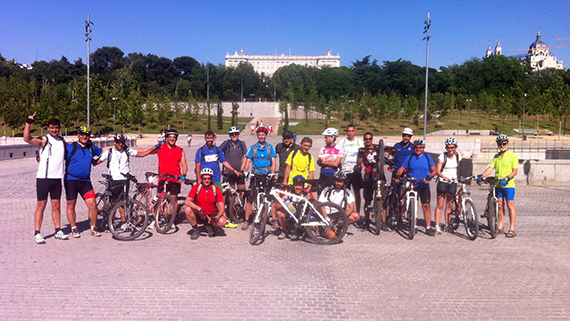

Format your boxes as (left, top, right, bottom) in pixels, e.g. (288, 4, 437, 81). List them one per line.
(476, 176, 484, 184)
(26, 117, 35, 124)
(317, 159, 323, 166)
(424, 175, 432, 182)
(500, 177, 509, 186)
(154, 143, 162, 149)
(180, 175, 186, 182)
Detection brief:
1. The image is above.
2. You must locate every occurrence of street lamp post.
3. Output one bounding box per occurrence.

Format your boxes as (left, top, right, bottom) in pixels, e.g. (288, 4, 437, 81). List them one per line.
(466, 99, 472, 134)
(112, 97, 118, 133)
(422, 12, 431, 142)
(85, 15, 93, 127)
(349, 100, 354, 124)
(522, 93, 527, 140)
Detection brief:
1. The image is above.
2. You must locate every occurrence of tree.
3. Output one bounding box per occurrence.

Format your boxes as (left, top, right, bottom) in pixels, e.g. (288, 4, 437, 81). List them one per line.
(217, 101, 224, 130)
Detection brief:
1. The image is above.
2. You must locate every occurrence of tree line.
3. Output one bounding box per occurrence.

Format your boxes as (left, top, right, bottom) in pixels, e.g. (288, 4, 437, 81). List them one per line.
(1, 46, 570, 134)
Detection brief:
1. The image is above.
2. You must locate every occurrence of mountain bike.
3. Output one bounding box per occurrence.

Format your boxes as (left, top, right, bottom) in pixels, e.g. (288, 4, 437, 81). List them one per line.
(271, 183, 349, 244)
(246, 172, 277, 245)
(133, 172, 192, 234)
(221, 173, 247, 223)
(363, 139, 386, 236)
(95, 173, 149, 241)
(480, 176, 499, 239)
(448, 176, 479, 240)
(398, 177, 423, 240)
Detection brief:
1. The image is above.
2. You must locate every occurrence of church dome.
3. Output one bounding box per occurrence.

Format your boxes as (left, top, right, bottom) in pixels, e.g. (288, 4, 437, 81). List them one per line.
(529, 29, 548, 51)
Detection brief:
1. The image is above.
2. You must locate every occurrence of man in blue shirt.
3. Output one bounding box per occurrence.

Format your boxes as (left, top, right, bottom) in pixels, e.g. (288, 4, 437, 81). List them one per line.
(395, 139, 437, 236)
(195, 130, 240, 190)
(240, 127, 277, 230)
(64, 126, 106, 238)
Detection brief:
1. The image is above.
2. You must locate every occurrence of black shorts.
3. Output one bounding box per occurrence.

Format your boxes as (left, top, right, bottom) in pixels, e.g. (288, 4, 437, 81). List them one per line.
(109, 180, 127, 203)
(437, 181, 457, 195)
(345, 172, 363, 190)
(362, 178, 375, 202)
(158, 181, 181, 196)
(64, 180, 95, 201)
(36, 178, 62, 201)
(319, 175, 335, 193)
(416, 187, 431, 204)
(224, 173, 245, 186)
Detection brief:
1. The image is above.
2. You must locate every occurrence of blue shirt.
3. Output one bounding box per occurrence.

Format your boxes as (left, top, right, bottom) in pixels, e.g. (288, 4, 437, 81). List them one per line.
(245, 142, 276, 174)
(65, 142, 102, 181)
(401, 153, 435, 189)
(195, 145, 227, 183)
(393, 141, 414, 170)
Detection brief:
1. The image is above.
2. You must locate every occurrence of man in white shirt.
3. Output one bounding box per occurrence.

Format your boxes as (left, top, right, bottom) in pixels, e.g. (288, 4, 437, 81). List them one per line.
(318, 171, 361, 226)
(336, 124, 364, 213)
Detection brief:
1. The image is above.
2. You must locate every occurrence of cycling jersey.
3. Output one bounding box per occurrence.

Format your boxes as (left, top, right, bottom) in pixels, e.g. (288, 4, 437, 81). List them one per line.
(491, 150, 518, 188)
(337, 137, 363, 171)
(65, 143, 102, 181)
(318, 186, 355, 210)
(158, 145, 183, 177)
(285, 150, 315, 185)
(245, 142, 276, 174)
(318, 145, 343, 177)
(358, 144, 378, 177)
(188, 184, 223, 215)
(37, 134, 66, 179)
(401, 153, 435, 189)
(392, 141, 414, 170)
(99, 147, 138, 181)
(195, 145, 227, 183)
(275, 142, 298, 178)
(219, 139, 247, 175)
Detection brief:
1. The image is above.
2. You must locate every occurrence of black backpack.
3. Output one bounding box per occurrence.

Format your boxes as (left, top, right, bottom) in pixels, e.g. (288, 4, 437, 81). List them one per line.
(323, 186, 350, 209)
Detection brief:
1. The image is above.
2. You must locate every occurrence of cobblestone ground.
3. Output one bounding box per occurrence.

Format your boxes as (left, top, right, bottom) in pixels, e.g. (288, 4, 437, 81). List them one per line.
(1, 136, 569, 320)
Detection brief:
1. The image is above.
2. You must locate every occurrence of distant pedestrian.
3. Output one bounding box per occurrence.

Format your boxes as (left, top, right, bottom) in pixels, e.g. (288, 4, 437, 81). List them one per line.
(158, 130, 165, 146)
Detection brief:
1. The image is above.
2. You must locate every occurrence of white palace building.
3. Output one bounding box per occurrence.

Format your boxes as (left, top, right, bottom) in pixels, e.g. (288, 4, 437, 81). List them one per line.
(225, 50, 341, 77)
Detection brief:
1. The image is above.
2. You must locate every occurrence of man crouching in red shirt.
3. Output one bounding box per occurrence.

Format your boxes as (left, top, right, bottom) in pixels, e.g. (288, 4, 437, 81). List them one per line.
(184, 168, 227, 239)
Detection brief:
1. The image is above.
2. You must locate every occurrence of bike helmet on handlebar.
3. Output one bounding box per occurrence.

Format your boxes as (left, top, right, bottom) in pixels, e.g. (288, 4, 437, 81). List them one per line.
(444, 137, 457, 146)
(114, 132, 127, 144)
(228, 126, 240, 135)
(334, 171, 347, 180)
(200, 168, 214, 177)
(496, 134, 509, 143)
(322, 128, 339, 137)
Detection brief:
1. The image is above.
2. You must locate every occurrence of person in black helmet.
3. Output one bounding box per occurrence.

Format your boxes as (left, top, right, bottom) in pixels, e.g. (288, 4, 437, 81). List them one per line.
(275, 130, 299, 180)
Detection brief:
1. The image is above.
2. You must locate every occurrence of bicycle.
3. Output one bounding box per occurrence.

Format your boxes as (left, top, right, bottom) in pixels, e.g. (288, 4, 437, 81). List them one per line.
(246, 172, 277, 245)
(95, 173, 150, 241)
(480, 176, 499, 239)
(133, 172, 193, 234)
(271, 182, 349, 245)
(389, 176, 423, 240)
(363, 139, 386, 235)
(221, 173, 248, 223)
(447, 175, 479, 240)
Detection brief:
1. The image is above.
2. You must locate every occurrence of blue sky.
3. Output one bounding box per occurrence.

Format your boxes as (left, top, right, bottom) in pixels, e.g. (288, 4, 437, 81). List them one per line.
(1, 0, 569, 70)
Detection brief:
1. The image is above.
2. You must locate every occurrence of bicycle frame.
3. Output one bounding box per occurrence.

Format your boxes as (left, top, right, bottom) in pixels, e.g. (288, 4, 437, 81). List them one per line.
(269, 188, 328, 227)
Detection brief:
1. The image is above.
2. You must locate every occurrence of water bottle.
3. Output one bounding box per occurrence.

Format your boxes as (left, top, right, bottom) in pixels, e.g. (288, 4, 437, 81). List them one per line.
(284, 198, 296, 212)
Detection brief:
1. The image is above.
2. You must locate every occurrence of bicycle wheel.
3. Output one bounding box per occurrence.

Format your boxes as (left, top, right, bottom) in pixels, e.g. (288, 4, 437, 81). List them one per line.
(487, 198, 498, 239)
(449, 201, 460, 230)
(228, 194, 245, 223)
(408, 197, 417, 240)
(373, 194, 381, 236)
(249, 203, 268, 245)
(376, 139, 386, 181)
(304, 202, 349, 245)
(463, 199, 478, 240)
(107, 198, 149, 241)
(95, 193, 109, 230)
(386, 195, 399, 230)
(155, 194, 176, 234)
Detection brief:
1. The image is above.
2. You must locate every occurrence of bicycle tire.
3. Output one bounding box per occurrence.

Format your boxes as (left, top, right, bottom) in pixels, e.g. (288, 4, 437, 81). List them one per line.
(249, 203, 267, 245)
(386, 193, 399, 230)
(463, 199, 478, 240)
(487, 198, 498, 239)
(155, 194, 176, 234)
(376, 139, 386, 181)
(450, 201, 460, 230)
(304, 202, 349, 245)
(408, 197, 417, 240)
(373, 195, 381, 236)
(107, 198, 149, 241)
(228, 194, 245, 223)
(95, 192, 109, 231)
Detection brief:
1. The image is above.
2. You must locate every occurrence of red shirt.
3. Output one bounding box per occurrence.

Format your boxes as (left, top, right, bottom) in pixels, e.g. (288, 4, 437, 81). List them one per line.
(158, 145, 183, 177)
(188, 184, 223, 215)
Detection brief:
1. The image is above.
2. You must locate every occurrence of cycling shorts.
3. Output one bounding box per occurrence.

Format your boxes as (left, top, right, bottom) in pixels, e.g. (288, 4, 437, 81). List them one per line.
(36, 178, 62, 201)
(345, 172, 363, 190)
(158, 181, 181, 196)
(224, 173, 245, 187)
(436, 181, 457, 195)
(416, 187, 431, 204)
(495, 187, 515, 201)
(319, 175, 335, 193)
(109, 180, 127, 203)
(64, 180, 95, 201)
(362, 178, 375, 202)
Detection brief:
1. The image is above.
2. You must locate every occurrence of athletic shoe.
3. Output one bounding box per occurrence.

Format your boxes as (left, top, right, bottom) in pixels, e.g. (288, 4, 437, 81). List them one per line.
(278, 231, 289, 239)
(54, 230, 69, 240)
(205, 225, 215, 237)
(271, 220, 280, 229)
(189, 229, 200, 240)
(224, 222, 238, 228)
(35, 234, 46, 244)
(71, 228, 80, 238)
(241, 221, 250, 230)
(380, 222, 388, 231)
(435, 225, 442, 234)
(426, 226, 436, 237)
(90, 228, 101, 237)
(147, 221, 155, 229)
(120, 222, 130, 232)
(445, 225, 455, 234)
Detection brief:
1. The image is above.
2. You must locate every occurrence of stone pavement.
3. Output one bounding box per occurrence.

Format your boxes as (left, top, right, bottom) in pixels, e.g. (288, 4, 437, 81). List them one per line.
(1, 136, 569, 320)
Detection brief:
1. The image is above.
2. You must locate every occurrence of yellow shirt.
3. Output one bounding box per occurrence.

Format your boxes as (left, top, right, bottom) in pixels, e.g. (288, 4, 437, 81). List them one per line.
(490, 150, 518, 188)
(286, 150, 315, 185)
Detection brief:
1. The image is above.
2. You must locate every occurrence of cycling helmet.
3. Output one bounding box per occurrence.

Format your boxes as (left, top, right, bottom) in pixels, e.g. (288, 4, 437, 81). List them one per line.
(228, 126, 240, 135)
(334, 171, 347, 180)
(322, 128, 340, 137)
(402, 128, 414, 136)
(114, 132, 127, 144)
(78, 126, 91, 136)
(496, 134, 509, 143)
(413, 139, 425, 146)
(165, 128, 179, 137)
(256, 126, 269, 134)
(292, 175, 305, 184)
(200, 168, 214, 177)
(282, 130, 294, 138)
(445, 137, 457, 146)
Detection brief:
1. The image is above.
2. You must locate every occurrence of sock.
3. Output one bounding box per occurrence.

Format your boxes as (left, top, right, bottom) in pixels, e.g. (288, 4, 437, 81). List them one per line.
(35, 230, 41, 236)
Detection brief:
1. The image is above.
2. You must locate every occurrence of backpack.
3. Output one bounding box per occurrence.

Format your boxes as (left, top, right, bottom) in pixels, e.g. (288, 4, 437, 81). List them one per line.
(406, 153, 434, 174)
(324, 186, 350, 209)
(222, 139, 243, 156)
(106, 147, 130, 169)
(65, 141, 96, 179)
(193, 183, 218, 202)
(289, 149, 312, 170)
(252, 143, 272, 159)
(40, 135, 66, 178)
(440, 151, 461, 178)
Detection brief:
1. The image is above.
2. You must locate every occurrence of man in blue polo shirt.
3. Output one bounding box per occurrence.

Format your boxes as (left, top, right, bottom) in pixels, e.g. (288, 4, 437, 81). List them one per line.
(395, 139, 437, 236)
(240, 126, 277, 230)
(195, 130, 241, 190)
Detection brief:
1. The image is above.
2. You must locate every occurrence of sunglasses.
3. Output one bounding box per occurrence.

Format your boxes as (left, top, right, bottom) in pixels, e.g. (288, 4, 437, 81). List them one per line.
(230, 133, 239, 137)
(498, 142, 508, 146)
(414, 146, 425, 149)
(167, 135, 177, 138)
(79, 133, 90, 137)
(446, 146, 456, 149)
(403, 134, 412, 138)
(364, 137, 373, 141)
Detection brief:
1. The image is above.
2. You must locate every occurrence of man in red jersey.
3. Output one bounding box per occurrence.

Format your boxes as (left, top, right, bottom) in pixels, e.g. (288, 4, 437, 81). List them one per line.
(157, 128, 188, 205)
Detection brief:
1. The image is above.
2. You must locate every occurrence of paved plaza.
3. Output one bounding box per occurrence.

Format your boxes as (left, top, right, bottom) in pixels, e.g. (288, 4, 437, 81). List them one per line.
(1, 135, 569, 320)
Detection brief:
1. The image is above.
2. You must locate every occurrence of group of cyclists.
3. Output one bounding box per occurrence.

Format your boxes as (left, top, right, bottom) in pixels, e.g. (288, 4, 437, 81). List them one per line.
(26, 111, 519, 244)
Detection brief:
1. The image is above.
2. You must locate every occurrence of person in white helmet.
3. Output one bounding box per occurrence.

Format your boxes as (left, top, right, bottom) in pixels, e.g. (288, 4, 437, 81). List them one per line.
(434, 137, 462, 234)
(317, 128, 344, 192)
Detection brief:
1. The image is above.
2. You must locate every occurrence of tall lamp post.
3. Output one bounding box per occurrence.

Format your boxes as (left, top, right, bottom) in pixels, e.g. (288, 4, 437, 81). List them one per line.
(522, 93, 527, 140)
(349, 100, 354, 124)
(422, 12, 431, 142)
(85, 15, 93, 127)
(466, 99, 472, 134)
(112, 97, 118, 133)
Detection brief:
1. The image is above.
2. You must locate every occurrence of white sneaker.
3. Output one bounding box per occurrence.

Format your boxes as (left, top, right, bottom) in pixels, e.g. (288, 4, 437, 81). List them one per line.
(435, 225, 442, 234)
(148, 221, 155, 229)
(54, 230, 69, 240)
(35, 234, 46, 244)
